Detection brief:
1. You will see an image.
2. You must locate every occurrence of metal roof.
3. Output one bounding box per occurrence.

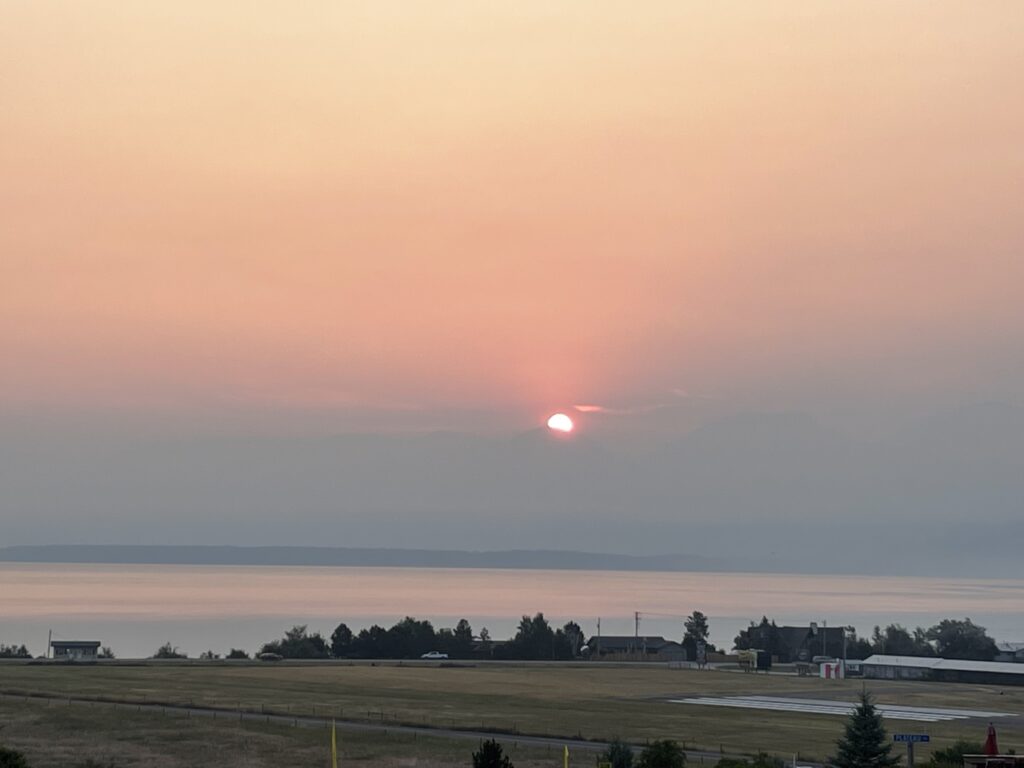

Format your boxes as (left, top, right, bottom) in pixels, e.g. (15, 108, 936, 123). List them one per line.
(587, 635, 682, 650)
(863, 654, 1024, 675)
(50, 640, 101, 647)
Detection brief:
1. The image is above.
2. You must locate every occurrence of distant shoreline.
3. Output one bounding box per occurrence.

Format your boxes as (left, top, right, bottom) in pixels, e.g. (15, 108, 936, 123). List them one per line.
(0, 544, 725, 573)
(4, 545, 1019, 579)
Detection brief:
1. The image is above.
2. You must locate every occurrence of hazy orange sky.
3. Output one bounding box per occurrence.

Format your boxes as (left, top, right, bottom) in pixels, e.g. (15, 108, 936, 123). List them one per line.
(3, 1, 1023, 432)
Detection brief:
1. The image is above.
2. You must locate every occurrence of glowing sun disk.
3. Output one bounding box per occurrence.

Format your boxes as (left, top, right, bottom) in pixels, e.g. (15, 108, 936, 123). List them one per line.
(547, 413, 574, 432)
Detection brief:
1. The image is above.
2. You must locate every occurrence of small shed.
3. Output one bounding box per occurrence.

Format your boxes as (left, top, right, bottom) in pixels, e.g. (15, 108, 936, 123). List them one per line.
(51, 640, 101, 661)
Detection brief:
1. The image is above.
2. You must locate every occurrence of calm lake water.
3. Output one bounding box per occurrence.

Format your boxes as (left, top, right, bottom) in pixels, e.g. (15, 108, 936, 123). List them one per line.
(2, 563, 1023, 658)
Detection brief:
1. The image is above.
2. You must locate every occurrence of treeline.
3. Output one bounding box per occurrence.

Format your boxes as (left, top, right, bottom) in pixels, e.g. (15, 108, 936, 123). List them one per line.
(253, 613, 587, 660)
(0, 644, 31, 658)
(142, 613, 589, 661)
(734, 616, 1001, 661)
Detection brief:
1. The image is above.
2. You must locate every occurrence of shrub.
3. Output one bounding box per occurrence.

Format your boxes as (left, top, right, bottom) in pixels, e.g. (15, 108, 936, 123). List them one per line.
(926, 741, 984, 768)
(638, 740, 686, 768)
(601, 739, 634, 768)
(151, 643, 187, 659)
(0, 746, 30, 768)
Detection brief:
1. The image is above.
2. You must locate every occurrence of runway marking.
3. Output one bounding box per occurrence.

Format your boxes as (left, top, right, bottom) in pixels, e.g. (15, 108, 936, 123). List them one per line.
(669, 696, 1015, 723)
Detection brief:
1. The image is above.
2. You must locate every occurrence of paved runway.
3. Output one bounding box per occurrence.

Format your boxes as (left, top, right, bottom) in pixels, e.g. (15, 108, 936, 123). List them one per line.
(670, 695, 1015, 722)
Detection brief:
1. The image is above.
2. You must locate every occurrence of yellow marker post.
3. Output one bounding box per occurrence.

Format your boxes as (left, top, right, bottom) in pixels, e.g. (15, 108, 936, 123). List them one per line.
(331, 720, 339, 768)
(564, 745, 569, 768)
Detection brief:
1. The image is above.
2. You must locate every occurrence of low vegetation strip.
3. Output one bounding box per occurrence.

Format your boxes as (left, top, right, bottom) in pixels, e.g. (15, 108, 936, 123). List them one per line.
(671, 697, 1016, 722)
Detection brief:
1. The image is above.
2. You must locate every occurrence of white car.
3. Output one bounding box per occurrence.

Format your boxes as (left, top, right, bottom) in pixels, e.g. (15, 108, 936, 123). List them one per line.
(420, 651, 449, 660)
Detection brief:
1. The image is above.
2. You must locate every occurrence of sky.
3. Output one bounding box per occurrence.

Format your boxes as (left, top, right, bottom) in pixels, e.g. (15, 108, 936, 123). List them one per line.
(2, 2, 1023, 572)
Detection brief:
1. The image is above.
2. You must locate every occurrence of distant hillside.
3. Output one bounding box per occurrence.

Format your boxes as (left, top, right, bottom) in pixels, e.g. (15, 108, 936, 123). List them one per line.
(0, 544, 725, 572)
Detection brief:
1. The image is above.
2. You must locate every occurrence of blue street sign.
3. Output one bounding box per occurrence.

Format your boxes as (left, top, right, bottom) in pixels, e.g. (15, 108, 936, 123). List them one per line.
(894, 735, 930, 743)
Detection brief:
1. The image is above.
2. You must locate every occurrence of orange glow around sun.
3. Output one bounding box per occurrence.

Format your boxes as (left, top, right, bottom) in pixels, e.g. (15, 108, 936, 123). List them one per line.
(546, 413, 574, 433)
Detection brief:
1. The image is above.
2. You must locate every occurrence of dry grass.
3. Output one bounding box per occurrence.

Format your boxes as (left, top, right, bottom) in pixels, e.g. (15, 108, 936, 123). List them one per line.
(2, 663, 1023, 763)
(0, 698, 560, 768)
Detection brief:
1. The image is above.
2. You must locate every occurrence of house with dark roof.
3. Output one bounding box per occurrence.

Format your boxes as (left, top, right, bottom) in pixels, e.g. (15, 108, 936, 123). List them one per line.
(586, 635, 687, 662)
(776, 625, 848, 663)
(995, 642, 1024, 663)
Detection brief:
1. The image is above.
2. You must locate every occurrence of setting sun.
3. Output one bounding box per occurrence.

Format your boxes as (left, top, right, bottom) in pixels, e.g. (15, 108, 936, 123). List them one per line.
(546, 413, 574, 433)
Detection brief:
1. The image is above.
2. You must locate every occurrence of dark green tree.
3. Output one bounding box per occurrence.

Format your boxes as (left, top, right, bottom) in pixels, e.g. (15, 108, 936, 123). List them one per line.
(844, 636, 873, 660)
(637, 740, 686, 768)
(507, 613, 555, 659)
(478, 627, 492, 658)
(684, 611, 715, 657)
(925, 740, 984, 768)
(453, 619, 475, 658)
(97, 646, 115, 659)
(870, 625, 933, 656)
(733, 617, 783, 657)
(0, 644, 31, 658)
(833, 692, 900, 768)
(385, 617, 437, 658)
(436, 628, 456, 654)
(0, 747, 30, 768)
(260, 625, 330, 659)
(330, 623, 354, 657)
(748, 754, 785, 768)
(226, 648, 249, 659)
(925, 619, 998, 661)
(151, 642, 187, 659)
(600, 738, 634, 768)
(684, 611, 710, 645)
(562, 621, 585, 658)
(351, 625, 388, 658)
(472, 739, 513, 768)
(715, 755, 784, 768)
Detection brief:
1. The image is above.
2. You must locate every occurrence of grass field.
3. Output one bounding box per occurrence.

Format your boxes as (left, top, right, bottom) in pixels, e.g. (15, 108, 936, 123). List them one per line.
(0, 697, 563, 768)
(2, 663, 1022, 766)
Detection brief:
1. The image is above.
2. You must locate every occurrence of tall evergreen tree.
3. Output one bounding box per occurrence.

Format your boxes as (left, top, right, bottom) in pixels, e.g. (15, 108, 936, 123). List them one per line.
(834, 692, 900, 768)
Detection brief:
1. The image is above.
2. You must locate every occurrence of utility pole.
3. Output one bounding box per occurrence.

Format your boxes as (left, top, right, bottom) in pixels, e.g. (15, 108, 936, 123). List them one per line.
(823, 620, 827, 657)
(597, 618, 601, 657)
(635, 612, 640, 658)
(47, 629, 51, 659)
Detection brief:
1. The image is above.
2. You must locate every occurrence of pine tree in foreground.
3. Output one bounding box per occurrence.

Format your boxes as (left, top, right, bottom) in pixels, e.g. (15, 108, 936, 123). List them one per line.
(472, 739, 513, 768)
(834, 691, 901, 768)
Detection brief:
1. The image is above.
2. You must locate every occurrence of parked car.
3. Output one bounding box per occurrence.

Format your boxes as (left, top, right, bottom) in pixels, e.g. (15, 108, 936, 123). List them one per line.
(420, 651, 448, 660)
(257, 652, 283, 661)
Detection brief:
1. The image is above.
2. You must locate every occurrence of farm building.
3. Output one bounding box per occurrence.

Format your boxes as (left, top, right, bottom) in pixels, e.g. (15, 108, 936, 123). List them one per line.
(50, 640, 101, 661)
(586, 635, 687, 662)
(861, 655, 1024, 686)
